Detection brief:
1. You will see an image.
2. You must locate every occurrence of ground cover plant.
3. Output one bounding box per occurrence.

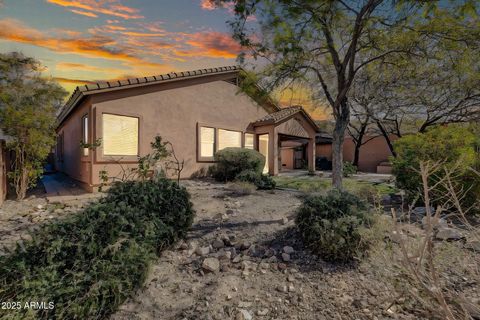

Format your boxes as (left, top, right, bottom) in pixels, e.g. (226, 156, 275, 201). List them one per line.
(273, 175, 396, 197)
(0, 178, 194, 319)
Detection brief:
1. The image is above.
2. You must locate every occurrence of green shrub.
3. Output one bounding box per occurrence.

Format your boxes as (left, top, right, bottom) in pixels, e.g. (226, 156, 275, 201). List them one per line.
(235, 169, 276, 190)
(255, 174, 276, 190)
(211, 147, 265, 181)
(0, 178, 194, 319)
(343, 161, 357, 177)
(391, 125, 480, 209)
(295, 190, 373, 262)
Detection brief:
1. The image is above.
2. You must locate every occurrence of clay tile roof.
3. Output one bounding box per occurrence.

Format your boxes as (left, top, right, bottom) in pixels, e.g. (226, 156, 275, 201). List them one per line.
(254, 106, 303, 124)
(57, 65, 243, 126)
(252, 106, 320, 132)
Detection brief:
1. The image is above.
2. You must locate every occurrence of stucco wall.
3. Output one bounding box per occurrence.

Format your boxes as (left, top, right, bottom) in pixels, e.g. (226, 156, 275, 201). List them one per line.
(56, 98, 92, 187)
(89, 79, 269, 186)
(343, 135, 396, 172)
(315, 135, 396, 173)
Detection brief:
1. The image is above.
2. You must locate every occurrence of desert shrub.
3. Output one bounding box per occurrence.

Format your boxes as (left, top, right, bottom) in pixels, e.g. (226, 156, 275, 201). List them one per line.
(391, 125, 480, 209)
(227, 181, 257, 196)
(0, 178, 194, 319)
(350, 183, 380, 204)
(211, 147, 265, 181)
(255, 173, 276, 190)
(343, 161, 357, 177)
(295, 190, 373, 262)
(235, 169, 276, 190)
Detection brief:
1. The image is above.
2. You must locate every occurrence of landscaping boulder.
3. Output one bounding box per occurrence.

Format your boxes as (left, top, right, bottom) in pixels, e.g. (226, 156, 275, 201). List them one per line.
(436, 227, 465, 241)
(202, 257, 220, 273)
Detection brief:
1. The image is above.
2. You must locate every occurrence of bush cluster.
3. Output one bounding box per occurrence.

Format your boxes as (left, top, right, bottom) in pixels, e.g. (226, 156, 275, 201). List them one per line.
(0, 178, 194, 319)
(391, 125, 480, 209)
(295, 190, 373, 262)
(211, 147, 276, 190)
(343, 161, 358, 177)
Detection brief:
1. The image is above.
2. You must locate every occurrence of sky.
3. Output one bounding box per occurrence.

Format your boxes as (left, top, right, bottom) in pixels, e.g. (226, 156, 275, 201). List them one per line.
(0, 0, 329, 119)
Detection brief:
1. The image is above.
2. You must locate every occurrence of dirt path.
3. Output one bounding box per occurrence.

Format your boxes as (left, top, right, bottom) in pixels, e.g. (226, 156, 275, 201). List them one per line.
(111, 180, 417, 320)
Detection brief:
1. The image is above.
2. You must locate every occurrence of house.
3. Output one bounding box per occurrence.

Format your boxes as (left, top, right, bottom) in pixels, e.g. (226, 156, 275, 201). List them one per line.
(55, 66, 320, 191)
(315, 133, 395, 173)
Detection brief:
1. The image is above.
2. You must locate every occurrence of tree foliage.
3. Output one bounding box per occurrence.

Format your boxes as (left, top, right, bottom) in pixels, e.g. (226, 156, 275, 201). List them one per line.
(391, 125, 480, 210)
(0, 52, 66, 199)
(213, 0, 479, 187)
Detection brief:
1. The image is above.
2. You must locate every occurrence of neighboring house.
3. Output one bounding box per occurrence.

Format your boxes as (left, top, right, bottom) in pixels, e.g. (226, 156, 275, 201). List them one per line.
(55, 66, 320, 192)
(315, 133, 396, 173)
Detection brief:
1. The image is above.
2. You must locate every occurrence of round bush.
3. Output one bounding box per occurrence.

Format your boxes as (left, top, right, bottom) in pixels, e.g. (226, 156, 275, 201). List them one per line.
(211, 147, 265, 181)
(295, 190, 373, 262)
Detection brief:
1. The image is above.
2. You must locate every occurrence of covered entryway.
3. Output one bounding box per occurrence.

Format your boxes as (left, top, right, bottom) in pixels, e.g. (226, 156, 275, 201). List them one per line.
(250, 106, 320, 175)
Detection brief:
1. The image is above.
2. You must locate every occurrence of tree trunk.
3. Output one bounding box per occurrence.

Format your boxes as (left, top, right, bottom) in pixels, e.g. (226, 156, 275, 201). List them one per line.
(353, 142, 361, 167)
(332, 99, 350, 189)
(376, 120, 397, 157)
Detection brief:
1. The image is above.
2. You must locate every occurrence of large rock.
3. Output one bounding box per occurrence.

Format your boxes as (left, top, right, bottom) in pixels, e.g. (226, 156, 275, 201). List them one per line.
(421, 216, 447, 229)
(436, 227, 465, 241)
(202, 257, 220, 273)
(283, 246, 295, 254)
(195, 246, 210, 256)
(236, 309, 253, 320)
(464, 240, 480, 252)
(212, 238, 225, 249)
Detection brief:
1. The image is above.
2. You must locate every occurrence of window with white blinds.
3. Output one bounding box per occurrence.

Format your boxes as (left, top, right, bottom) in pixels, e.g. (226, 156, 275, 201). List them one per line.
(103, 114, 139, 156)
(200, 127, 215, 158)
(244, 133, 254, 149)
(218, 129, 241, 150)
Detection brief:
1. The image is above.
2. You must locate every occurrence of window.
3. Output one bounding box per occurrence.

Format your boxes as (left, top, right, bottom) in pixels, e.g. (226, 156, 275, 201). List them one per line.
(199, 126, 215, 158)
(103, 114, 139, 156)
(218, 129, 241, 150)
(82, 115, 88, 156)
(259, 134, 269, 174)
(244, 133, 254, 149)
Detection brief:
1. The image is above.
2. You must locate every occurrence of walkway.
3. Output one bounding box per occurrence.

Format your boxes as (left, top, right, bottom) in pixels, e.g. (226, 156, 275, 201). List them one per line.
(41, 173, 101, 203)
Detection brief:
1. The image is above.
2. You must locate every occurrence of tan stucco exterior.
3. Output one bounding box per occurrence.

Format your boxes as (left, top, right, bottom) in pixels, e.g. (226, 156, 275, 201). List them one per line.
(316, 135, 396, 173)
(56, 69, 319, 191)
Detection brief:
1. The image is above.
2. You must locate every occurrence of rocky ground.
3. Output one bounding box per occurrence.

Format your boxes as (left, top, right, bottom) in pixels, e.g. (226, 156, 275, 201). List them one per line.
(1, 180, 478, 320)
(0, 188, 99, 255)
(110, 180, 476, 320)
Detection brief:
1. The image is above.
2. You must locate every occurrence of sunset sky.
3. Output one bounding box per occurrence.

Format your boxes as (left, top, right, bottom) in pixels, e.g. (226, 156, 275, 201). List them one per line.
(0, 0, 329, 119)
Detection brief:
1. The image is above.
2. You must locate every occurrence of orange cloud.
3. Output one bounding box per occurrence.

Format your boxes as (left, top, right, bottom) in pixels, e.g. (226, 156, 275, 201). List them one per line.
(56, 62, 127, 75)
(0, 18, 163, 68)
(200, 0, 216, 10)
(182, 31, 241, 59)
(54, 76, 97, 85)
(46, 0, 144, 19)
(69, 9, 98, 17)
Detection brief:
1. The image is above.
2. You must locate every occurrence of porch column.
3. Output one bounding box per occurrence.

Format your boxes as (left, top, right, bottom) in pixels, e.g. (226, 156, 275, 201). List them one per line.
(307, 137, 316, 173)
(268, 126, 279, 175)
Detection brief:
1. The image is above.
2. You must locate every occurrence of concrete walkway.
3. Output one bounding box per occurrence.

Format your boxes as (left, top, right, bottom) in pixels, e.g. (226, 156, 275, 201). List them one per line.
(41, 173, 101, 203)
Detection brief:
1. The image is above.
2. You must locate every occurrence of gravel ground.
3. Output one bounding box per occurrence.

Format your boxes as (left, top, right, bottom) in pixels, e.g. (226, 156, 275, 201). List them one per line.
(1, 179, 478, 320)
(110, 180, 430, 320)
